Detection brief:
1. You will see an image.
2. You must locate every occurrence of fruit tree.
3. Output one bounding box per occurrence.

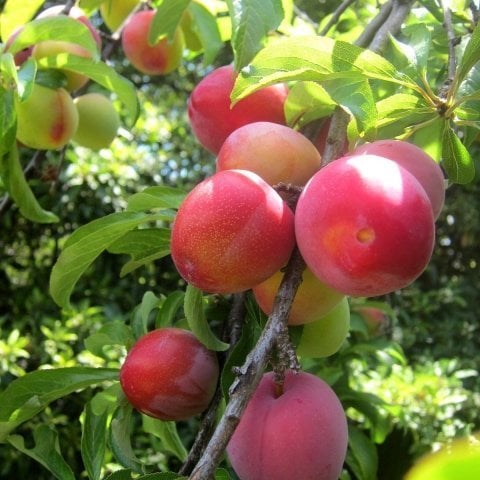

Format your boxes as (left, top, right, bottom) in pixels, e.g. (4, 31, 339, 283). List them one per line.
(1, 1, 480, 480)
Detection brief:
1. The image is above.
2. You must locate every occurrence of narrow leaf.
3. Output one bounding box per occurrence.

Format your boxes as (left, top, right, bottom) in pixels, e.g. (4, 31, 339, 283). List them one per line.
(9, 425, 75, 480)
(442, 124, 475, 184)
(110, 403, 144, 473)
(188, 2, 223, 65)
(127, 185, 186, 212)
(149, 0, 191, 44)
(84, 321, 135, 358)
(157, 291, 185, 328)
(142, 416, 188, 461)
(107, 228, 171, 276)
(0, 147, 59, 223)
(0, 85, 16, 157)
(232, 35, 417, 101)
(81, 402, 108, 480)
(345, 425, 378, 480)
(0, 0, 45, 40)
(49, 212, 162, 309)
(36, 55, 139, 126)
(227, 0, 284, 69)
(456, 21, 480, 87)
(184, 285, 229, 351)
(0, 367, 119, 441)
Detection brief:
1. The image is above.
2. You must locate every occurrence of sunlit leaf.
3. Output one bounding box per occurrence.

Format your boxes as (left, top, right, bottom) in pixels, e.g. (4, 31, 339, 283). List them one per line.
(36, 55, 139, 126)
(227, 0, 284, 69)
(9, 425, 75, 480)
(150, 0, 191, 44)
(127, 185, 186, 212)
(455, 21, 480, 89)
(0, 0, 44, 41)
(184, 285, 229, 351)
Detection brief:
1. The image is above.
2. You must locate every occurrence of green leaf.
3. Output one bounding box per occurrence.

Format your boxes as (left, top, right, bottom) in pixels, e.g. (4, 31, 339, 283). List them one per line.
(104, 472, 186, 480)
(0, 147, 59, 223)
(323, 78, 377, 139)
(410, 117, 444, 161)
(49, 211, 163, 309)
(84, 321, 135, 358)
(455, 21, 480, 88)
(226, 0, 284, 70)
(0, 0, 45, 40)
(442, 123, 475, 184)
(345, 425, 378, 480)
(149, 0, 191, 44)
(142, 415, 188, 461)
(131, 291, 164, 338)
(187, 1, 223, 65)
(36, 55, 139, 126)
(157, 291, 185, 328)
(0, 85, 16, 157)
(110, 403, 144, 474)
(127, 185, 187, 212)
(81, 402, 108, 480)
(0, 367, 119, 441)
(16, 58, 37, 99)
(107, 228, 171, 276)
(284, 81, 336, 127)
(184, 285, 229, 351)
(8, 425, 75, 480)
(7, 16, 99, 58)
(232, 35, 417, 101)
(215, 469, 233, 480)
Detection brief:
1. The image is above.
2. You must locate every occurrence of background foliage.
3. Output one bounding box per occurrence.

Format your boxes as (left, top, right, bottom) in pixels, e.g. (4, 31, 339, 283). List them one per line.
(1, 1, 480, 479)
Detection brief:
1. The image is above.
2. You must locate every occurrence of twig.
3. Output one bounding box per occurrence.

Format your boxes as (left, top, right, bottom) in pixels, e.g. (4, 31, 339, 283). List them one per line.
(189, 248, 306, 480)
(319, 0, 358, 36)
(355, 0, 394, 48)
(439, 1, 458, 100)
(179, 293, 247, 476)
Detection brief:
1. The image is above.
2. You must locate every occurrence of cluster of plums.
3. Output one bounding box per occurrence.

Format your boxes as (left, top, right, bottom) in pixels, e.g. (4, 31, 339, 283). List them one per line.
(120, 65, 445, 480)
(7, 2, 187, 152)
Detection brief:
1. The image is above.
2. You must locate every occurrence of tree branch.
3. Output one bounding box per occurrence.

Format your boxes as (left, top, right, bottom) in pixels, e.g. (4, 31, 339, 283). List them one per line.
(319, 0, 358, 36)
(189, 248, 306, 480)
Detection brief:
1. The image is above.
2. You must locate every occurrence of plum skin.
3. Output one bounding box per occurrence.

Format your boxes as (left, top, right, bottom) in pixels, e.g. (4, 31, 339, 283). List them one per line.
(216, 121, 322, 187)
(351, 139, 445, 220)
(295, 154, 435, 297)
(227, 370, 348, 480)
(171, 169, 296, 294)
(187, 65, 288, 154)
(121, 10, 184, 75)
(119, 328, 219, 421)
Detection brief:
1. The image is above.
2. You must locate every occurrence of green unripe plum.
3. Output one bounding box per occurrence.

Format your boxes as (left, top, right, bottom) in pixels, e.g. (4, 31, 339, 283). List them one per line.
(15, 83, 79, 150)
(295, 154, 435, 297)
(351, 139, 445, 220)
(297, 297, 350, 358)
(100, 0, 140, 32)
(252, 267, 344, 325)
(171, 169, 296, 294)
(120, 328, 219, 421)
(121, 10, 184, 75)
(73, 93, 120, 150)
(227, 370, 348, 480)
(216, 122, 322, 187)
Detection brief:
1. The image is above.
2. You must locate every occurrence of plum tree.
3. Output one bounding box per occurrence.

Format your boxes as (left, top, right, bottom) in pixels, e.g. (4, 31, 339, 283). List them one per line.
(187, 64, 289, 154)
(351, 139, 446, 220)
(119, 328, 219, 421)
(252, 267, 344, 325)
(297, 297, 351, 358)
(72, 93, 120, 150)
(295, 154, 435, 297)
(121, 10, 184, 75)
(15, 83, 79, 150)
(227, 370, 348, 480)
(216, 122, 322, 187)
(171, 169, 296, 294)
(100, 0, 140, 32)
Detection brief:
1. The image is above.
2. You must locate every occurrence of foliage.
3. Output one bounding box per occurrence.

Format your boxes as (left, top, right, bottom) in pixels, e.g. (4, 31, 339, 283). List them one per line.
(1, 1, 480, 479)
